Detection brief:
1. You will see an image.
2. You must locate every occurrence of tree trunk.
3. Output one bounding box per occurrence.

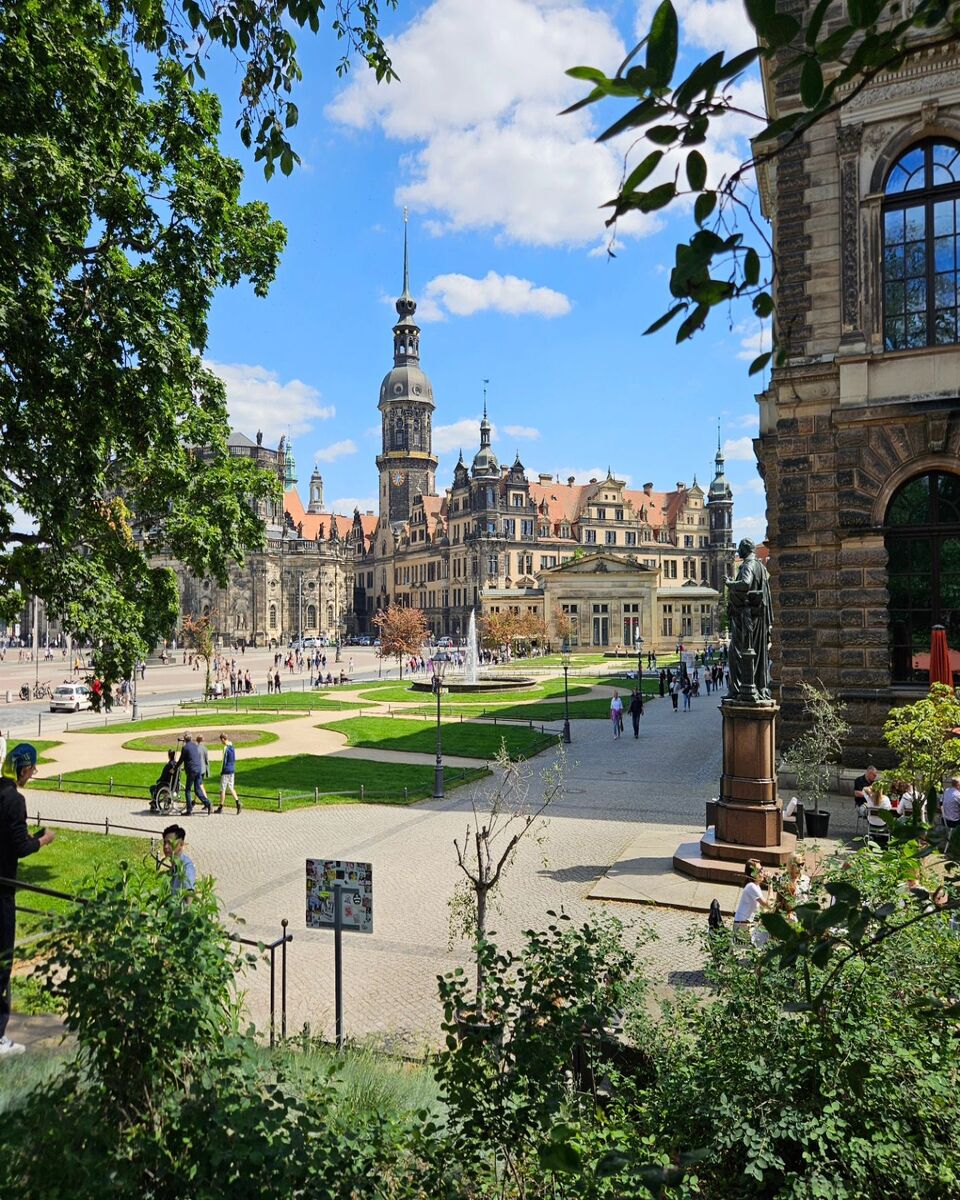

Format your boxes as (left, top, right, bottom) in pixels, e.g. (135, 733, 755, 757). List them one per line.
(475, 886, 487, 1009)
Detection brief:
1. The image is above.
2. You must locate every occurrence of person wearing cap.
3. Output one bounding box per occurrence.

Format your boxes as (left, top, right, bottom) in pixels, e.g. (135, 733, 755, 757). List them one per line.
(0, 743, 55, 1056)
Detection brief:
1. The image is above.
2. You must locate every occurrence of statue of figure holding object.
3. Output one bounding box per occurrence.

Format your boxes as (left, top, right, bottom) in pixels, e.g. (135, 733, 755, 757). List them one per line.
(726, 538, 774, 704)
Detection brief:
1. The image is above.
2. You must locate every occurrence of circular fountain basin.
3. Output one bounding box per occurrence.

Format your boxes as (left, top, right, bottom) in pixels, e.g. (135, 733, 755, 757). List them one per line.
(410, 675, 538, 693)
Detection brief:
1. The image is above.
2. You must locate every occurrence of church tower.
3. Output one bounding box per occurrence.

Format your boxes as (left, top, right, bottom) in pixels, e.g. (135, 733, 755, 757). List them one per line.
(375, 212, 438, 526)
(707, 424, 735, 591)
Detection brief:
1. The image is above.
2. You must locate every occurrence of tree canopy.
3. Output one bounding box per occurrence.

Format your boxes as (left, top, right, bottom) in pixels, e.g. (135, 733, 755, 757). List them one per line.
(569, 0, 959, 372)
(0, 0, 394, 679)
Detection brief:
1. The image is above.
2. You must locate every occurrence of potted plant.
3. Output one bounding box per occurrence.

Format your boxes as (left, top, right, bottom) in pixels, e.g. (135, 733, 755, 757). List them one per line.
(782, 680, 849, 838)
(449, 745, 565, 1037)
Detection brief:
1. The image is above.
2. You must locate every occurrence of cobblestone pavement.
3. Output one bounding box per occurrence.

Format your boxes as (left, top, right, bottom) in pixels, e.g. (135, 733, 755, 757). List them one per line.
(26, 690, 728, 1049)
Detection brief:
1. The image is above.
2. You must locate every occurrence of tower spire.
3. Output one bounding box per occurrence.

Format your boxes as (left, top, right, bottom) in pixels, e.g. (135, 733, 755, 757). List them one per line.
(482, 378, 489, 421)
(401, 206, 410, 299)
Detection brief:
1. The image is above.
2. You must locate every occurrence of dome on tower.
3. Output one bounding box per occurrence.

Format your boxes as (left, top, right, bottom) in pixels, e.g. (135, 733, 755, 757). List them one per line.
(378, 363, 435, 407)
(471, 405, 498, 476)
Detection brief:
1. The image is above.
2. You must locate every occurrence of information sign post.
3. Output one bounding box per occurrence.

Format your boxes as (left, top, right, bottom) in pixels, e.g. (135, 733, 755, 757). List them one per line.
(305, 859, 373, 1051)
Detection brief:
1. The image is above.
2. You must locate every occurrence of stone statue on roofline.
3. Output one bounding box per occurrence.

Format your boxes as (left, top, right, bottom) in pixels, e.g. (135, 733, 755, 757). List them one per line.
(725, 538, 774, 703)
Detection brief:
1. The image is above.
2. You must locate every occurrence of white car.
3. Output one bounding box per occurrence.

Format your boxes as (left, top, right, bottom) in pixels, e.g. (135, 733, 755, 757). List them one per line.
(50, 684, 93, 713)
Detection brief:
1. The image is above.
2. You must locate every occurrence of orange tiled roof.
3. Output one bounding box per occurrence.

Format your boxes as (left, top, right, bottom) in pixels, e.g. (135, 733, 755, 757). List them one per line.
(284, 487, 376, 541)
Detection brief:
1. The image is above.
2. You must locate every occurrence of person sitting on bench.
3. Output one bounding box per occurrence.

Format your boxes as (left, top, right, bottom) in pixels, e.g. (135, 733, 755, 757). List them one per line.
(149, 750, 177, 812)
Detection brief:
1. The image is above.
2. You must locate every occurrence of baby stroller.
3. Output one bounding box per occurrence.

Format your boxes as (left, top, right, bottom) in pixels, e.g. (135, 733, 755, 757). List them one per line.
(151, 761, 183, 815)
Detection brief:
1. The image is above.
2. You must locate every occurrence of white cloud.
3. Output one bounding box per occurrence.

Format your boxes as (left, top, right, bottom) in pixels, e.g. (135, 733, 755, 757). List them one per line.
(734, 513, 767, 543)
(723, 436, 755, 462)
(329, 0, 663, 248)
(735, 319, 770, 362)
(731, 476, 765, 496)
(422, 272, 571, 319)
(329, 497, 378, 516)
(433, 416, 488, 454)
(314, 439, 358, 463)
(504, 424, 541, 440)
(732, 412, 759, 430)
(206, 360, 333, 443)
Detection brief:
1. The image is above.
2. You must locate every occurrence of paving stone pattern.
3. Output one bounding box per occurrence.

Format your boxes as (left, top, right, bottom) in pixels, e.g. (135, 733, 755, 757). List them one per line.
(24, 692, 758, 1049)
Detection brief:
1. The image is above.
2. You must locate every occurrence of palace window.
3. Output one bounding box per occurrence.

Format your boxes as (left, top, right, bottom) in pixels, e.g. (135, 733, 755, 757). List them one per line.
(269, 604, 277, 629)
(883, 140, 960, 350)
(886, 470, 960, 682)
(521, 519, 534, 537)
(626, 531, 637, 546)
(306, 604, 317, 628)
(605, 531, 616, 545)
(584, 529, 597, 544)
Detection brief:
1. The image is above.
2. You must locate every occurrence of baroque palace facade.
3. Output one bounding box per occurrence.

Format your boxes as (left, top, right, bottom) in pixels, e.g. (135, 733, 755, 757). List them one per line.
(163, 234, 736, 652)
(757, 5, 960, 761)
(341, 238, 735, 654)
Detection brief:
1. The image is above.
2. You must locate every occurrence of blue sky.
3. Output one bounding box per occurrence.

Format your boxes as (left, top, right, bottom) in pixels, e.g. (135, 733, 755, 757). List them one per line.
(203, 0, 768, 542)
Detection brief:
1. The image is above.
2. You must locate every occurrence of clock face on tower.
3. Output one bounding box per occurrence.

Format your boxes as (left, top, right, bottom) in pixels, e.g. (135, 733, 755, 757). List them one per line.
(393, 470, 405, 486)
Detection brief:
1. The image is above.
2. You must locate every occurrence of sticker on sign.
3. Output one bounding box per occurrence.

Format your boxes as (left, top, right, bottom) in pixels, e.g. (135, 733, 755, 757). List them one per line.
(306, 858, 373, 933)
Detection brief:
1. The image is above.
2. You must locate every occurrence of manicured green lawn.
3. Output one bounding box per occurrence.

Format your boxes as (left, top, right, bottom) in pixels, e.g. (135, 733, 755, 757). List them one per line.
(593, 675, 663, 695)
(15, 828, 152, 941)
(48, 755, 486, 810)
(89, 712, 298, 734)
(324, 716, 557, 760)
(121, 729, 280, 753)
(356, 677, 592, 706)
(195, 692, 360, 712)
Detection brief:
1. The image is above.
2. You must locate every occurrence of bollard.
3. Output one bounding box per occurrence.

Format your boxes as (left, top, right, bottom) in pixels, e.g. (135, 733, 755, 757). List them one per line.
(105, 816, 110, 836)
(277, 790, 282, 812)
(360, 783, 364, 801)
(38, 713, 42, 737)
(314, 786, 319, 804)
(108, 776, 113, 793)
(58, 773, 62, 789)
(404, 786, 408, 802)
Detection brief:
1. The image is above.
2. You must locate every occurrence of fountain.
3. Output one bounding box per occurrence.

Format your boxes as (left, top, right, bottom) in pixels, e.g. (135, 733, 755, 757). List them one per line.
(463, 607, 481, 684)
(410, 607, 537, 693)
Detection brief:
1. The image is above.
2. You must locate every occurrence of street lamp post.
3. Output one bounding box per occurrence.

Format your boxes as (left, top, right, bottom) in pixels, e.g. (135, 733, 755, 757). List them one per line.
(433, 651, 449, 798)
(561, 644, 572, 745)
(634, 631, 644, 687)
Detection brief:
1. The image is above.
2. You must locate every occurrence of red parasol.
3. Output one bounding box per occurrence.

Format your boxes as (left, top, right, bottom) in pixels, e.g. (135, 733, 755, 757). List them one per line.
(929, 624, 952, 688)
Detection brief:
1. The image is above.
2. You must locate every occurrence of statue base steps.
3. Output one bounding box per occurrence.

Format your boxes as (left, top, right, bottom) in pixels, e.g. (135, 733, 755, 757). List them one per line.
(673, 828, 797, 884)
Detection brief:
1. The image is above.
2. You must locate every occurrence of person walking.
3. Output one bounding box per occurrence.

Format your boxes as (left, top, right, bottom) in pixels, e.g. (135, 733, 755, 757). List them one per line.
(682, 676, 693, 712)
(610, 690, 624, 740)
(216, 733, 241, 814)
(274, 669, 281, 694)
(658, 669, 666, 698)
(196, 735, 210, 786)
(670, 675, 680, 712)
(266, 671, 273, 695)
(628, 689, 644, 738)
(177, 734, 211, 816)
(1, 743, 55, 1055)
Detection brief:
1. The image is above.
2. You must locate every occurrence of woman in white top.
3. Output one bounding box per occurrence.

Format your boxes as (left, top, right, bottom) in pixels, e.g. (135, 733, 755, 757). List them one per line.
(733, 858, 771, 945)
(864, 784, 893, 841)
(609, 691, 623, 740)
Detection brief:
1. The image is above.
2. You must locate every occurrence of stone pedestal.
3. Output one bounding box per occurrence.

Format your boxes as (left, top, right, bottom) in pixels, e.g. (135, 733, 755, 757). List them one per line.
(674, 698, 794, 884)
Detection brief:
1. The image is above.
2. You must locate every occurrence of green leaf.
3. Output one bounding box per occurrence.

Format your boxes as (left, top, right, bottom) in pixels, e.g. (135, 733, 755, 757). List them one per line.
(566, 65, 610, 82)
(744, 247, 761, 286)
(646, 0, 679, 88)
(644, 302, 687, 335)
(748, 351, 771, 375)
(676, 302, 710, 341)
(753, 292, 774, 318)
(596, 99, 657, 143)
(539, 1141, 582, 1173)
(805, 0, 834, 46)
(694, 191, 717, 225)
(674, 51, 725, 109)
(686, 150, 707, 190)
(800, 57, 824, 107)
(622, 150, 664, 195)
(596, 1150, 634, 1177)
(718, 46, 762, 80)
(646, 124, 680, 145)
(637, 181, 677, 212)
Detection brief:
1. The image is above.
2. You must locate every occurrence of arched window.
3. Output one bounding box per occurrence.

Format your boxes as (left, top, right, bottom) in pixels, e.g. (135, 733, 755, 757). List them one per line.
(327, 603, 334, 628)
(269, 604, 277, 630)
(883, 140, 960, 350)
(885, 470, 960, 681)
(306, 604, 317, 628)
(392, 418, 407, 451)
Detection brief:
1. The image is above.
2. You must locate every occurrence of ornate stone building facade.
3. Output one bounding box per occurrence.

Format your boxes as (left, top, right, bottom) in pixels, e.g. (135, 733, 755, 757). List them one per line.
(158, 432, 353, 648)
(758, 12, 960, 762)
(347, 235, 735, 652)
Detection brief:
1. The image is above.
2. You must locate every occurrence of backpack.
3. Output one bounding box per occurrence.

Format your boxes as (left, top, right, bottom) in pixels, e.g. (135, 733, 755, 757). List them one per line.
(708, 898, 724, 931)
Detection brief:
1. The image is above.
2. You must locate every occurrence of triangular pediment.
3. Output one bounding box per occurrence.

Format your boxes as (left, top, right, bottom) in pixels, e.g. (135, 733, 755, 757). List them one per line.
(543, 552, 656, 576)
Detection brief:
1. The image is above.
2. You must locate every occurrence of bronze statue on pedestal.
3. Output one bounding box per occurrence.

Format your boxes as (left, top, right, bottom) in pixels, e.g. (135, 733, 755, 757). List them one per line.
(726, 538, 773, 703)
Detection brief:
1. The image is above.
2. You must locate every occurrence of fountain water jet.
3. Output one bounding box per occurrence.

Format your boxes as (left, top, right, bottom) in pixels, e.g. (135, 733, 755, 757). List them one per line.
(464, 607, 480, 685)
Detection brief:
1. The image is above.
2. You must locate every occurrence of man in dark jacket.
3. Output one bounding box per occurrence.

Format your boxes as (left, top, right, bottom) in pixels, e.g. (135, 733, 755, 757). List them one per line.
(1, 743, 55, 1055)
(628, 690, 645, 739)
(177, 734, 212, 816)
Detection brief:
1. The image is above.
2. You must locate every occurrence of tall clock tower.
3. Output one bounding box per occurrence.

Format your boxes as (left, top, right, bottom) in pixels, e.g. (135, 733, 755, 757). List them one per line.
(375, 215, 438, 527)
